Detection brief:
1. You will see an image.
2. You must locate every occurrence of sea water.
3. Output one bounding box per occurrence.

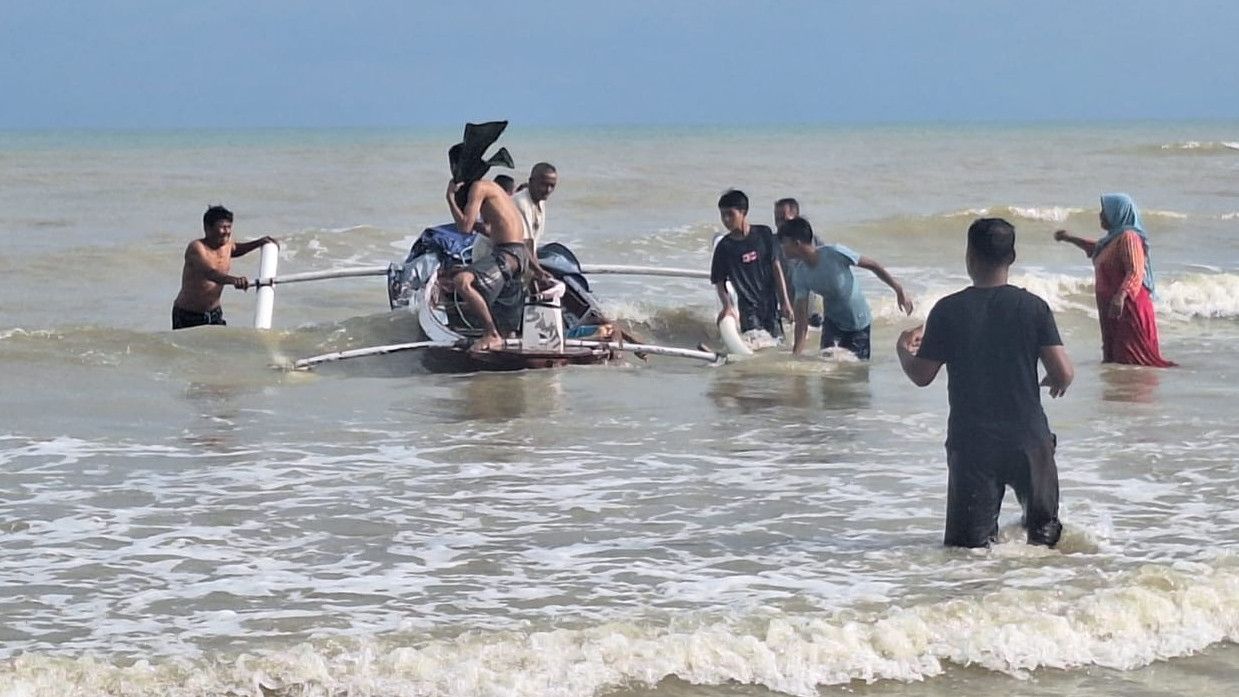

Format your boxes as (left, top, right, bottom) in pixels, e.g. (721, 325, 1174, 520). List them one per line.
(1, 123, 1238, 696)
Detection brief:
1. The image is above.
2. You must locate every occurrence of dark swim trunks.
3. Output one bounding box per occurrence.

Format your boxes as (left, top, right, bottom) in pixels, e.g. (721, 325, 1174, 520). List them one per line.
(819, 318, 871, 359)
(172, 306, 226, 330)
(944, 435, 1061, 548)
(738, 307, 783, 340)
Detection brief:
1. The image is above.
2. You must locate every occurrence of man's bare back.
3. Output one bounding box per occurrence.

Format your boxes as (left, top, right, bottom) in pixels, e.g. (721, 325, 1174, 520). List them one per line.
(450, 179, 523, 245)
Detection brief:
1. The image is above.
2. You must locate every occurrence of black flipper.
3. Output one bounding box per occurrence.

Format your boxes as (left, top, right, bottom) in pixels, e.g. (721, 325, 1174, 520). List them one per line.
(449, 121, 514, 207)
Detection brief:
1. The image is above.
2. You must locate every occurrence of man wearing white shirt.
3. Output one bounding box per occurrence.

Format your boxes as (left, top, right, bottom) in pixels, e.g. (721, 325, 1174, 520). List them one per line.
(513, 162, 557, 280)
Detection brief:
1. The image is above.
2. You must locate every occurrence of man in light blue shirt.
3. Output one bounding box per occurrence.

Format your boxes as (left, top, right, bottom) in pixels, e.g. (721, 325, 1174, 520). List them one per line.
(777, 217, 914, 358)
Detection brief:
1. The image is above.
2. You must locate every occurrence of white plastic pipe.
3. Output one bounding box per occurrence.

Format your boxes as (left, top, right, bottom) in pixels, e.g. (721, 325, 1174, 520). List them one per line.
(293, 340, 457, 370)
(293, 337, 724, 370)
(252, 242, 279, 329)
(579, 264, 710, 279)
(256, 266, 389, 286)
(564, 339, 723, 363)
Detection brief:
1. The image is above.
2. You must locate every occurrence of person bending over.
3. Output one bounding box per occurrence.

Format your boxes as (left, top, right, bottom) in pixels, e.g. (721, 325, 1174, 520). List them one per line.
(446, 178, 529, 352)
(777, 217, 912, 358)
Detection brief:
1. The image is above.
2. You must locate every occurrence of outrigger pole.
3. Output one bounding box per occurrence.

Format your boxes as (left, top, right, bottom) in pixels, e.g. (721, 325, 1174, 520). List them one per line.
(293, 340, 458, 369)
(580, 264, 709, 279)
(251, 242, 710, 331)
(292, 338, 724, 370)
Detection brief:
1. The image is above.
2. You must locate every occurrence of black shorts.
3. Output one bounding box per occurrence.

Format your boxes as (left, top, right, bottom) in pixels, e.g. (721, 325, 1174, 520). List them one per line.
(738, 303, 783, 339)
(944, 436, 1061, 548)
(172, 306, 225, 330)
(819, 319, 871, 359)
(469, 242, 529, 305)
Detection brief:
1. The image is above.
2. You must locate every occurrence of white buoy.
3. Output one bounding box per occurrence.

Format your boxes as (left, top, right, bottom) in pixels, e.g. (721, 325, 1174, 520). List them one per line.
(717, 314, 755, 356)
(253, 242, 279, 329)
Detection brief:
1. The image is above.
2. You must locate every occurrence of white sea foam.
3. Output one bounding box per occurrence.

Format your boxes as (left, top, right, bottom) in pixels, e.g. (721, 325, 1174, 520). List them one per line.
(1156, 273, 1239, 320)
(870, 272, 1239, 322)
(942, 206, 1086, 223)
(1144, 209, 1188, 220)
(1159, 141, 1239, 152)
(1006, 206, 1081, 223)
(2, 561, 1235, 697)
(938, 205, 1194, 224)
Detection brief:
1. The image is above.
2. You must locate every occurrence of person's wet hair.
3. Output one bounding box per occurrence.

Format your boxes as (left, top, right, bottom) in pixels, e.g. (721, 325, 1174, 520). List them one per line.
(718, 189, 749, 212)
(493, 174, 515, 194)
(967, 217, 1017, 267)
(775, 197, 800, 215)
(531, 162, 557, 178)
(203, 205, 233, 229)
(776, 216, 814, 244)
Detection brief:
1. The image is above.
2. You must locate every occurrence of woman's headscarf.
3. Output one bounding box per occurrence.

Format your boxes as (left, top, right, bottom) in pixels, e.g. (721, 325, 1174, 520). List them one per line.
(1096, 192, 1156, 295)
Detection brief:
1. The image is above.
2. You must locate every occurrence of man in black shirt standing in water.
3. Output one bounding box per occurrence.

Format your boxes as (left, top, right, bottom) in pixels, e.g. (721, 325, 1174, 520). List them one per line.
(896, 218, 1075, 548)
(711, 189, 794, 339)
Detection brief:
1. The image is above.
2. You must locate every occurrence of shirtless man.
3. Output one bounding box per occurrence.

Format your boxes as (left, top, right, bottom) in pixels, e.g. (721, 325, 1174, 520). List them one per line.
(446, 179, 530, 351)
(171, 205, 277, 329)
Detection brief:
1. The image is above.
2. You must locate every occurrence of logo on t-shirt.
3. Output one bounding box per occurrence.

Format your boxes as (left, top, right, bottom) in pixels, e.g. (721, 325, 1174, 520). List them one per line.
(741, 251, 758, 263)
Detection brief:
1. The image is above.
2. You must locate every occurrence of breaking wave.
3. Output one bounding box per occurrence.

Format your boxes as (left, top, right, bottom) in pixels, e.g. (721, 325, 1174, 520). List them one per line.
(872, 272, 1239, 323)
(1156, 141, 1239, 154)
(938, 206, 1193, 224)
(2, 560, 1235, 697)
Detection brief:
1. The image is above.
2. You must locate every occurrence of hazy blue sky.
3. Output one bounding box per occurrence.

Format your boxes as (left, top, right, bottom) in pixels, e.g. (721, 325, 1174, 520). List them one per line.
(2, 0, 1237, 129)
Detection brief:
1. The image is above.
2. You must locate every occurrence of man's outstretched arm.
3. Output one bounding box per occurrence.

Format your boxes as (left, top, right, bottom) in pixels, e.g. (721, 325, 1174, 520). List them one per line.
(233, 236, 278, 257)
(857, 256, 914, 315)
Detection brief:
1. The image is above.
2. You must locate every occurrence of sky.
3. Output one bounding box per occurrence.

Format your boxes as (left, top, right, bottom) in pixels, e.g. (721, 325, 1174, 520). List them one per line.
(2, 0, 1238, 129)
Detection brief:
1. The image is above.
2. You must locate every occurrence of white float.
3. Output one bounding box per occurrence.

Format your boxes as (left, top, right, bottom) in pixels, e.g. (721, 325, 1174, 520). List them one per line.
(252, 242, 280, 329)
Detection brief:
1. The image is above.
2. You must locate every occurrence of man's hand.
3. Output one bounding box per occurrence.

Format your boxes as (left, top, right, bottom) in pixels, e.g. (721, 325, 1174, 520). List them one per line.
(255, 236, 278, 247)
(1109, 293, 1126, 318)
(446, 179, 463, 199)
(897, 325, 924, 356)
(780, 304, 795, 324)
(896, 324, 941, 387)
(1053, 229, 1070, 242)
(717, 306, 739, 325)
(895, 285, 915, 315)
(1039, 375, 1068, 398)
(232, 275, 250, 291)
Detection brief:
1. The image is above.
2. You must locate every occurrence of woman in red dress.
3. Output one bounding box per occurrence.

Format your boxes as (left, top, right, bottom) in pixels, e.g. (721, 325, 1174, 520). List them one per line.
(1054, 193, 1176, 367)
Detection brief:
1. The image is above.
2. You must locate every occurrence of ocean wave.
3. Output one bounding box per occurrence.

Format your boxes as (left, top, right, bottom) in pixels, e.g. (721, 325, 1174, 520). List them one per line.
(2, 560, 1235, 697)
(1157, 141, 1239, 153)
(868, 272, 1239, 322)
(938, 206, 1192, 224)
(941, 206, 1084, 223)
(1157, 273, 1239, 320)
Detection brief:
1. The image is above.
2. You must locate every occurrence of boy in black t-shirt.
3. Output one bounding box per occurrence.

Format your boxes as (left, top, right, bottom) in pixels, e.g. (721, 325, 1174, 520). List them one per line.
(710, 189, 793, 339)
(896, 218, 1075, 548)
